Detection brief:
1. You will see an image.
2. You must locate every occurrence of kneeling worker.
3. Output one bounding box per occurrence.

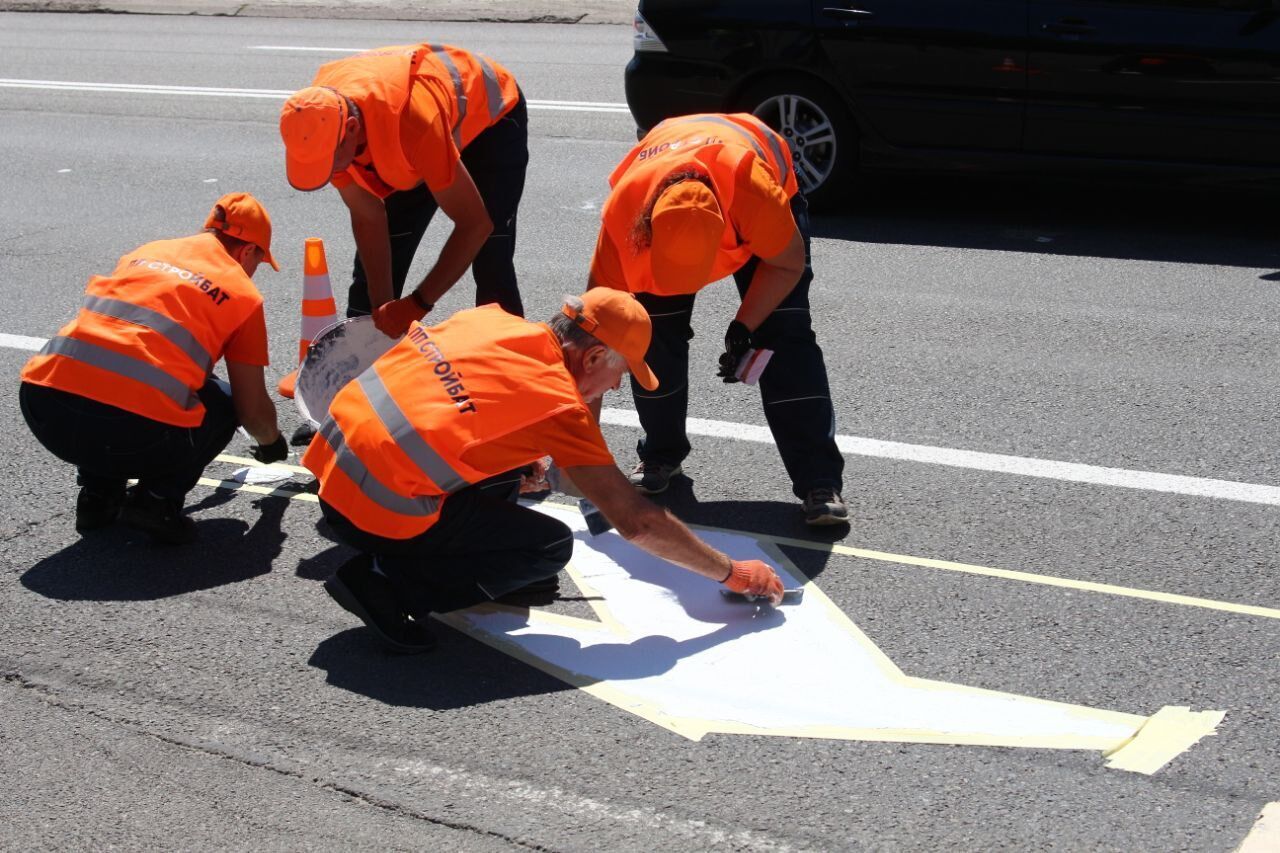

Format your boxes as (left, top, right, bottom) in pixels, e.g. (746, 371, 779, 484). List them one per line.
(19, 193, 289, 544)
(305, 289, 783, 653)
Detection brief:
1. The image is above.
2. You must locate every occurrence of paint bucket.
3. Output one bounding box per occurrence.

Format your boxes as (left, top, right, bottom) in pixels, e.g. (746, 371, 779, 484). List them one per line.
(295, 316, 398, 427)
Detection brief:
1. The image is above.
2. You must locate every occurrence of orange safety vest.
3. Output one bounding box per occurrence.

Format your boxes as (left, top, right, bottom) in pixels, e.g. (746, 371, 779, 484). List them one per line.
(303, 305, 589, 540)
(601, 113, 798, 296)
(314, 43, 521, 198)
(21, 233, 264, 428)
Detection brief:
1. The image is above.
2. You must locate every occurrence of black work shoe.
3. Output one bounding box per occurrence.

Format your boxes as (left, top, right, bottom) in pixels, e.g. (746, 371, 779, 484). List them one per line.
(628, 460, 682, 495)
(119, 487, 197, 544)
(75, 487, 124, 533)
(290, 422, 318, 447)
(802, 488, 850, 526)
(324, 556, 436, 654)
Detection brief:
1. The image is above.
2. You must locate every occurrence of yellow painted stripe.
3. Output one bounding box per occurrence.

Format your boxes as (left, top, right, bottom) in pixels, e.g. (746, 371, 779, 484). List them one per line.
(197, 468, 1280, 623)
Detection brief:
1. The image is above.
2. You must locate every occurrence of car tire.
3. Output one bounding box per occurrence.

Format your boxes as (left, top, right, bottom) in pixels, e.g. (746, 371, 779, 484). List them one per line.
(735, 75, 858, 211)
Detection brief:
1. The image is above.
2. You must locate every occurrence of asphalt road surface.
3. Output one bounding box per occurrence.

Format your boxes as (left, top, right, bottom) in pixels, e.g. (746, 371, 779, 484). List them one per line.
(1, 11, 1279, 852)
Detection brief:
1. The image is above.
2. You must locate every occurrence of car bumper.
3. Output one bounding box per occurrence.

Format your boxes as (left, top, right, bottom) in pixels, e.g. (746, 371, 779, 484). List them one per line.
(624, 53, 733, 131)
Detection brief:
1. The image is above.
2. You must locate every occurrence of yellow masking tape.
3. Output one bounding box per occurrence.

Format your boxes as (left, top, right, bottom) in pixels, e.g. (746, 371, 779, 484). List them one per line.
(1103, 705, 1226, 774)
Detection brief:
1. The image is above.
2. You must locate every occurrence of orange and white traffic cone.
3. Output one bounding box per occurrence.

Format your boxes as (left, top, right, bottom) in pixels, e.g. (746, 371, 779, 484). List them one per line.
(277, 237, 338, 399)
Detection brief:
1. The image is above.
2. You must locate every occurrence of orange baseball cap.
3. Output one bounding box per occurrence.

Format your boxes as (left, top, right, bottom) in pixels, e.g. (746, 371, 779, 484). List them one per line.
(205, 192, 280, 271)
(563, 290, 660, 391)
(280, 86, 348, 191)
(649, 180, 724, 292)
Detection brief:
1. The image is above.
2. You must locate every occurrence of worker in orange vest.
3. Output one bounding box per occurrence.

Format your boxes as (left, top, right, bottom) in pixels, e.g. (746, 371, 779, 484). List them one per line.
(19, 193, 288, 544)
(279, 42, 528, 342)
(588, 113, 847, 526)
(304, 289, 784, 653)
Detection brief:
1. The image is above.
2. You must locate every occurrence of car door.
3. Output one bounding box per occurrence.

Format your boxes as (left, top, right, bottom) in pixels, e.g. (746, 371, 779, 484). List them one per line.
(814, 0, 1030, 151)
(1026, 0, 1280, 165)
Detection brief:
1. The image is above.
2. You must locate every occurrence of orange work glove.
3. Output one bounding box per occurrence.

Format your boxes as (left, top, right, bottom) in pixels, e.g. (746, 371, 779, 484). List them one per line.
(373, 296, 427, 339)
(722, 559, 784, 605)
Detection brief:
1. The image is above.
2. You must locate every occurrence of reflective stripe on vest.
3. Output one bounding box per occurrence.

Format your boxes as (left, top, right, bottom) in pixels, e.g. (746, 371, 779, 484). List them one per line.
(317, 417, 443, 518)
(664, 114, 792, 183)
(427, 43, 466, 147)
(83, 294, 214, 375)
(39, 336, 200, 412)
(356, 369, 471, 493)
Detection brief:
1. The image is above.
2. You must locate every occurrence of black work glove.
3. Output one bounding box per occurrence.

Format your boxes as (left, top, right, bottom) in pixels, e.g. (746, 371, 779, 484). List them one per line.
(250, 434, 289, 464)
(716, 320, 753, 383)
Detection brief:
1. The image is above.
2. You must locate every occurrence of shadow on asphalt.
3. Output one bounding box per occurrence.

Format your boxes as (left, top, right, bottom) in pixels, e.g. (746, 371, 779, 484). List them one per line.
(639, 475, 845, 583)
(309, 626, 577, 709)
(20, 495, 286, 601)
(812, 174, 1280, 273)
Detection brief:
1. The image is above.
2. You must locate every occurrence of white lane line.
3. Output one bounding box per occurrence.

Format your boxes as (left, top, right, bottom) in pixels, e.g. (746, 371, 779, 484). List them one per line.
(0, 78, 631, 113)
(597, 409, 1280, 507)
(0, 333, 45, 351)
(3, 331, 1272, 505)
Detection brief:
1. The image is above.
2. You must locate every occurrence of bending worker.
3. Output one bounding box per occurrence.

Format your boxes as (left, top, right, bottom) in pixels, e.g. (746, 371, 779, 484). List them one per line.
(303, 289, 784, 653)
(588, 112, 847, 526)
(279, 42, 529, 340)
(19, 193, 288, 544)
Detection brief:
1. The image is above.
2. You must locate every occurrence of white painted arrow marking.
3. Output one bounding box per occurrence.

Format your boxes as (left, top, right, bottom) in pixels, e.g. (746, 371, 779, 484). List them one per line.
(439, 503, 1223, 773)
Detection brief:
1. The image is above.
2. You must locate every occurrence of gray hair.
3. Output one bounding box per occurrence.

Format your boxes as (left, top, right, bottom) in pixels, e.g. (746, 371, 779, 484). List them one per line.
(548, 294, 627, 370)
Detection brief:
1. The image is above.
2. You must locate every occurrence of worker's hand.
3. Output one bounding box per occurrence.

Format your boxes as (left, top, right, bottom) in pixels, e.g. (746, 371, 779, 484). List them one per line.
(722, 559, 784, 605)
(250, 433, 288, 464)
(373, 296, 426, 339)
(519, 457, 551, 495)
(716, 320, 753, 383)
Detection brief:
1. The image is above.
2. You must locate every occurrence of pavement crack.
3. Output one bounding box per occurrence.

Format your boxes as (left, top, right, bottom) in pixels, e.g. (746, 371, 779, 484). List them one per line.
(0, 671, 553, 850)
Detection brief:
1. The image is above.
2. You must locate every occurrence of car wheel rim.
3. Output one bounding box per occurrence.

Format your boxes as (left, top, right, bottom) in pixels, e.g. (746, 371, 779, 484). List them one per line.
(752, 93, 838, 195)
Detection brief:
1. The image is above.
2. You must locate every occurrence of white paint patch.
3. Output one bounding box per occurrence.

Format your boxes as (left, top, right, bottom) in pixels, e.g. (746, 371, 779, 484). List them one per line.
(390, 758, 796, 850)
(442, 503, 1220, 769)
(0, 333, 45, 351)
(226, 465, 293, 485)
(598, 408, 1280, 506)
(0, 78, 629, 113)
(203, 178, 217, 183)
(57, 168, 71, 173)
(1238, 802, 1280, 853)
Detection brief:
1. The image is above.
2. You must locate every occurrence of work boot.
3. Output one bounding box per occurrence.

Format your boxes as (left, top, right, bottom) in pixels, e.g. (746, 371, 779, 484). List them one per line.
(119, 487, 197, 545)
(75, 486, 124, 533)
(323, 555, 436, 654)
(628, 460, 682, 495)
(290, 421, 317, 447)
(802, 487, 849, 526)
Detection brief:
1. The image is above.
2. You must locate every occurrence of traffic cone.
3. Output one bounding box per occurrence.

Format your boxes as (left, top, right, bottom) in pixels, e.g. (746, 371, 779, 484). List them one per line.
(277, 237, 338, 398)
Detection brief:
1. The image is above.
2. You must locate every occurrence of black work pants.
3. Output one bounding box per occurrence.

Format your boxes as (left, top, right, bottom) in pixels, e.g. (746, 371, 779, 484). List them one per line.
(19, 379, 239, 503)
(319, 470, 574, 618)
(346, 92, 529, 319)
(631, 193, 845, 499)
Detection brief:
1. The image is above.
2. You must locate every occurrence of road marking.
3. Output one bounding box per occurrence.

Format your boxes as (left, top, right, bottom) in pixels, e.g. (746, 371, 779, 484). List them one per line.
(0, 333, 44, 351)
(3, 325, 1276, 506)
(438, 502, 1224, 772)
(201, 458, 1280, 622)
(1238, 803, 1280, 853)
(600, 409, 1280, 506)
(0, 78, 630, 113)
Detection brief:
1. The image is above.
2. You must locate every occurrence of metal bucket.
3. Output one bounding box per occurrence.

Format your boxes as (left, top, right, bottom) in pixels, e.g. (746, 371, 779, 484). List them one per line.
(294, 316, 398, 427)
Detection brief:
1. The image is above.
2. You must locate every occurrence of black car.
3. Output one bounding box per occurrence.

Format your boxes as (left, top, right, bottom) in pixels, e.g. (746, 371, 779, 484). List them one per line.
(625, 0, 1280, 208)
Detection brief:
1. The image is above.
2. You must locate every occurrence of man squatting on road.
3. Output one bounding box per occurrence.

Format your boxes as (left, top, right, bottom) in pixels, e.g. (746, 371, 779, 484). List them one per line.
(19, 194, 289, 545)
(305, 288, 785, 652)
(589, 112, 849, 527)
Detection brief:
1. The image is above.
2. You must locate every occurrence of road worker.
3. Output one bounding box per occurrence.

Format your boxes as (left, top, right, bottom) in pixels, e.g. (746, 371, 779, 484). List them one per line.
(587, 112, 848, 526)
(279, 42, 529, 339)
(305, 289, 784, 653)
(18, 193, 288, 544)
